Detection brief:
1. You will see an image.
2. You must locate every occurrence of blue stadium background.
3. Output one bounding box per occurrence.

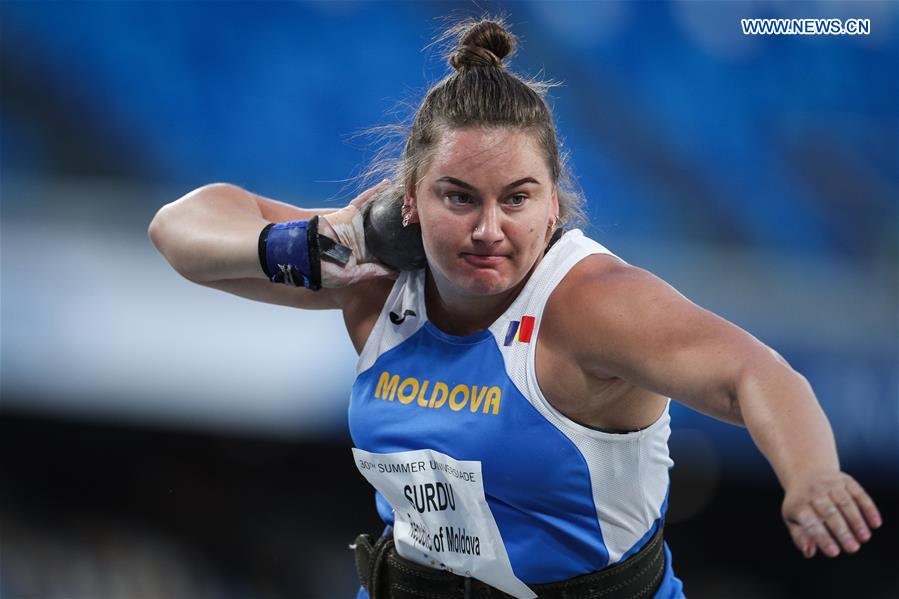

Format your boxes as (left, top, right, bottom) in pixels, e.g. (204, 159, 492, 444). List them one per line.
(2, 1, 896, 598)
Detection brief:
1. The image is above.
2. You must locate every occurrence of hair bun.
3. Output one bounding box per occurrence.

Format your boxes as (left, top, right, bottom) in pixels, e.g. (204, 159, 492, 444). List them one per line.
(448, 19, 516, 71)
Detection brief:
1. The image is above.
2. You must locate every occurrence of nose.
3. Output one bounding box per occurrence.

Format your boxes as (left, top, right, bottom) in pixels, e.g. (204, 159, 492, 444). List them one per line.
(471, 203, 504, 245)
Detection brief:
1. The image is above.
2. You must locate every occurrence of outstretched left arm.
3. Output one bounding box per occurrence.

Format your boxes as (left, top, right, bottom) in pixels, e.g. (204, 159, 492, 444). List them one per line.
(734, 350, 881, 557)
(566, 257, 882, 558)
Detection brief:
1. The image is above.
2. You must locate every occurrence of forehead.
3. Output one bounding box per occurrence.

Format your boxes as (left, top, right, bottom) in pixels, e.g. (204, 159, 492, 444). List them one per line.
(424, 127, 547, 181)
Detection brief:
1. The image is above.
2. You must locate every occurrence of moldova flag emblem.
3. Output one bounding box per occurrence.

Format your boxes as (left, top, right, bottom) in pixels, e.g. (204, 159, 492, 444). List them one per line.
(504, 315, 535, 346)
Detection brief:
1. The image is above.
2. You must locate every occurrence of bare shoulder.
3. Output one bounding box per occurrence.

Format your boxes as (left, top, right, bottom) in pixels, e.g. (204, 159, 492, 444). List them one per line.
(542, 253, 682, 377)
(543, 252, 652, 328)
(547, 252, 687, 326)
(542, 249, 766, 427)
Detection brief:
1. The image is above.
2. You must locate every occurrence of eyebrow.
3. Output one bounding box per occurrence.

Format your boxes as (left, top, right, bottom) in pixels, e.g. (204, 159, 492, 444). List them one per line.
(435, 176, 540, 192)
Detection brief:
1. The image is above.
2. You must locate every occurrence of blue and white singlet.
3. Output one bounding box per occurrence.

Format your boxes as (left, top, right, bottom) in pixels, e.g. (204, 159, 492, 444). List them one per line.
(349, 230, 684, 598)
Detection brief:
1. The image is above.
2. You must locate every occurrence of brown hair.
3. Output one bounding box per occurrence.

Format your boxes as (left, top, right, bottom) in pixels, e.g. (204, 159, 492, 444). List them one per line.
(365, 17, 586, 228)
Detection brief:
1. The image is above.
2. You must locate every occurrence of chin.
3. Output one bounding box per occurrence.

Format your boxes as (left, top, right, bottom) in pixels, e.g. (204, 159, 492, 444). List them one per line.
(454, 267, 517, 297)
(427, 251, 525, 298)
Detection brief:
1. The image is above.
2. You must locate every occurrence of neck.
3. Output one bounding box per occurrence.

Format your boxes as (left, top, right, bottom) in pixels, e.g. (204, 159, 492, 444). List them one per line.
(424, 262, 538, 337)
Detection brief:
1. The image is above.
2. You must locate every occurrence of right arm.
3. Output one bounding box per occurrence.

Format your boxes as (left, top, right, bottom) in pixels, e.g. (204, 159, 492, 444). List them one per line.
(148, 182, 384, 310)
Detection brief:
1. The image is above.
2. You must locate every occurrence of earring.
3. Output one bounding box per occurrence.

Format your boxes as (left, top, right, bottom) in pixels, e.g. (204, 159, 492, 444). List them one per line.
(401, 206, 413, 227)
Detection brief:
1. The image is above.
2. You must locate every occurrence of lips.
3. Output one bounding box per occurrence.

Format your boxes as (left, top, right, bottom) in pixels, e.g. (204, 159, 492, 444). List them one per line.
(461, 253, 507, 267)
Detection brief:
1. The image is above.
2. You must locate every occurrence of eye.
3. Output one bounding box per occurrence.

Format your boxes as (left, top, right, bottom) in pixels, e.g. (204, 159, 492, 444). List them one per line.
(506, 194, 528, 207)
(446, 193, 473, 206)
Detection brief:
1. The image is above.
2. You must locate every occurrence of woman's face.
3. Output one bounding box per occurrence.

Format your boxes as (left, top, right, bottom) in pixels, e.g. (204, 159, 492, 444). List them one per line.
(407, 127, 559, 299)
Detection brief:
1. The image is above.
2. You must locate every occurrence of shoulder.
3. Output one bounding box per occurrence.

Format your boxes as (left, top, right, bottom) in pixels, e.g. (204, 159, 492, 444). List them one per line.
(545, 251, 663, 320)
(541, 252, 680, 376)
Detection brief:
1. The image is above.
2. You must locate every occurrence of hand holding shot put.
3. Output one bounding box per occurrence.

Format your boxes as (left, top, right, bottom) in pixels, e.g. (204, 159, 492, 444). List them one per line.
(148, 177, 406, 311)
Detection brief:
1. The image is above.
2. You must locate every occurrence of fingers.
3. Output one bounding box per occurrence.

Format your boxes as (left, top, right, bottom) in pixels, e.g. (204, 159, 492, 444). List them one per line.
(786, 518, 816, 558)
(794, 508, 839, 558)
(812, 496, 858, 555)
(783, 472, 882, 559)
(845, 475, 882, 531)
(830, 487, 871, 544)
(349, 179, 392, 209)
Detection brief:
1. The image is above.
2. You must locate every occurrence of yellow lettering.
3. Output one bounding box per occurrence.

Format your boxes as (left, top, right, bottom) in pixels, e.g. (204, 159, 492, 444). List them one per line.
(376, 372, 500, 415)
(375, 372, 400, 401)
(398, 377, 419, 404)
(417, 380, 431, 407)
(484, 387, 502, 414)
(449, 384, 469, 411)
(469, 386, 488, 412)
(429, 382, 449, 408)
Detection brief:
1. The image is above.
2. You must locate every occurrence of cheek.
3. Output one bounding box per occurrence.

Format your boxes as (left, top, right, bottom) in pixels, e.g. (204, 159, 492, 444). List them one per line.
(418, 218, 460, 263)
(420, 205, 471, 245)
(512, 218, 544, 249)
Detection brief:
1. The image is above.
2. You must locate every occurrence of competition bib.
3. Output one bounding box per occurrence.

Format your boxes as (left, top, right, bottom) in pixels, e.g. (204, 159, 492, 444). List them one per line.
(353, 447, 536, 599)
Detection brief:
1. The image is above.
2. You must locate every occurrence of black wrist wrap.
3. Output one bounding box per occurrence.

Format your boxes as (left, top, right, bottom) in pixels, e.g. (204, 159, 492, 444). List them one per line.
(306, 216, 322, 290)
(258, 222, 276, 280)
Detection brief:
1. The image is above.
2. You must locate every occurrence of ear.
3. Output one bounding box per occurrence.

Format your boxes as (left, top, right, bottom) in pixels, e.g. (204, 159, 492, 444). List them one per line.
(402, 185, 420, 224)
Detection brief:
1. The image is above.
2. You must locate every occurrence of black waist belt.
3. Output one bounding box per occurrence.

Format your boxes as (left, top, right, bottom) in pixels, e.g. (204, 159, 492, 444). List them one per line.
(352, 525, 665, 599)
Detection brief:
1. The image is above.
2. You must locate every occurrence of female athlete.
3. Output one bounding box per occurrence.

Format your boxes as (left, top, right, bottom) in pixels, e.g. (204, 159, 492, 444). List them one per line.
(148, 18, 881, 599)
